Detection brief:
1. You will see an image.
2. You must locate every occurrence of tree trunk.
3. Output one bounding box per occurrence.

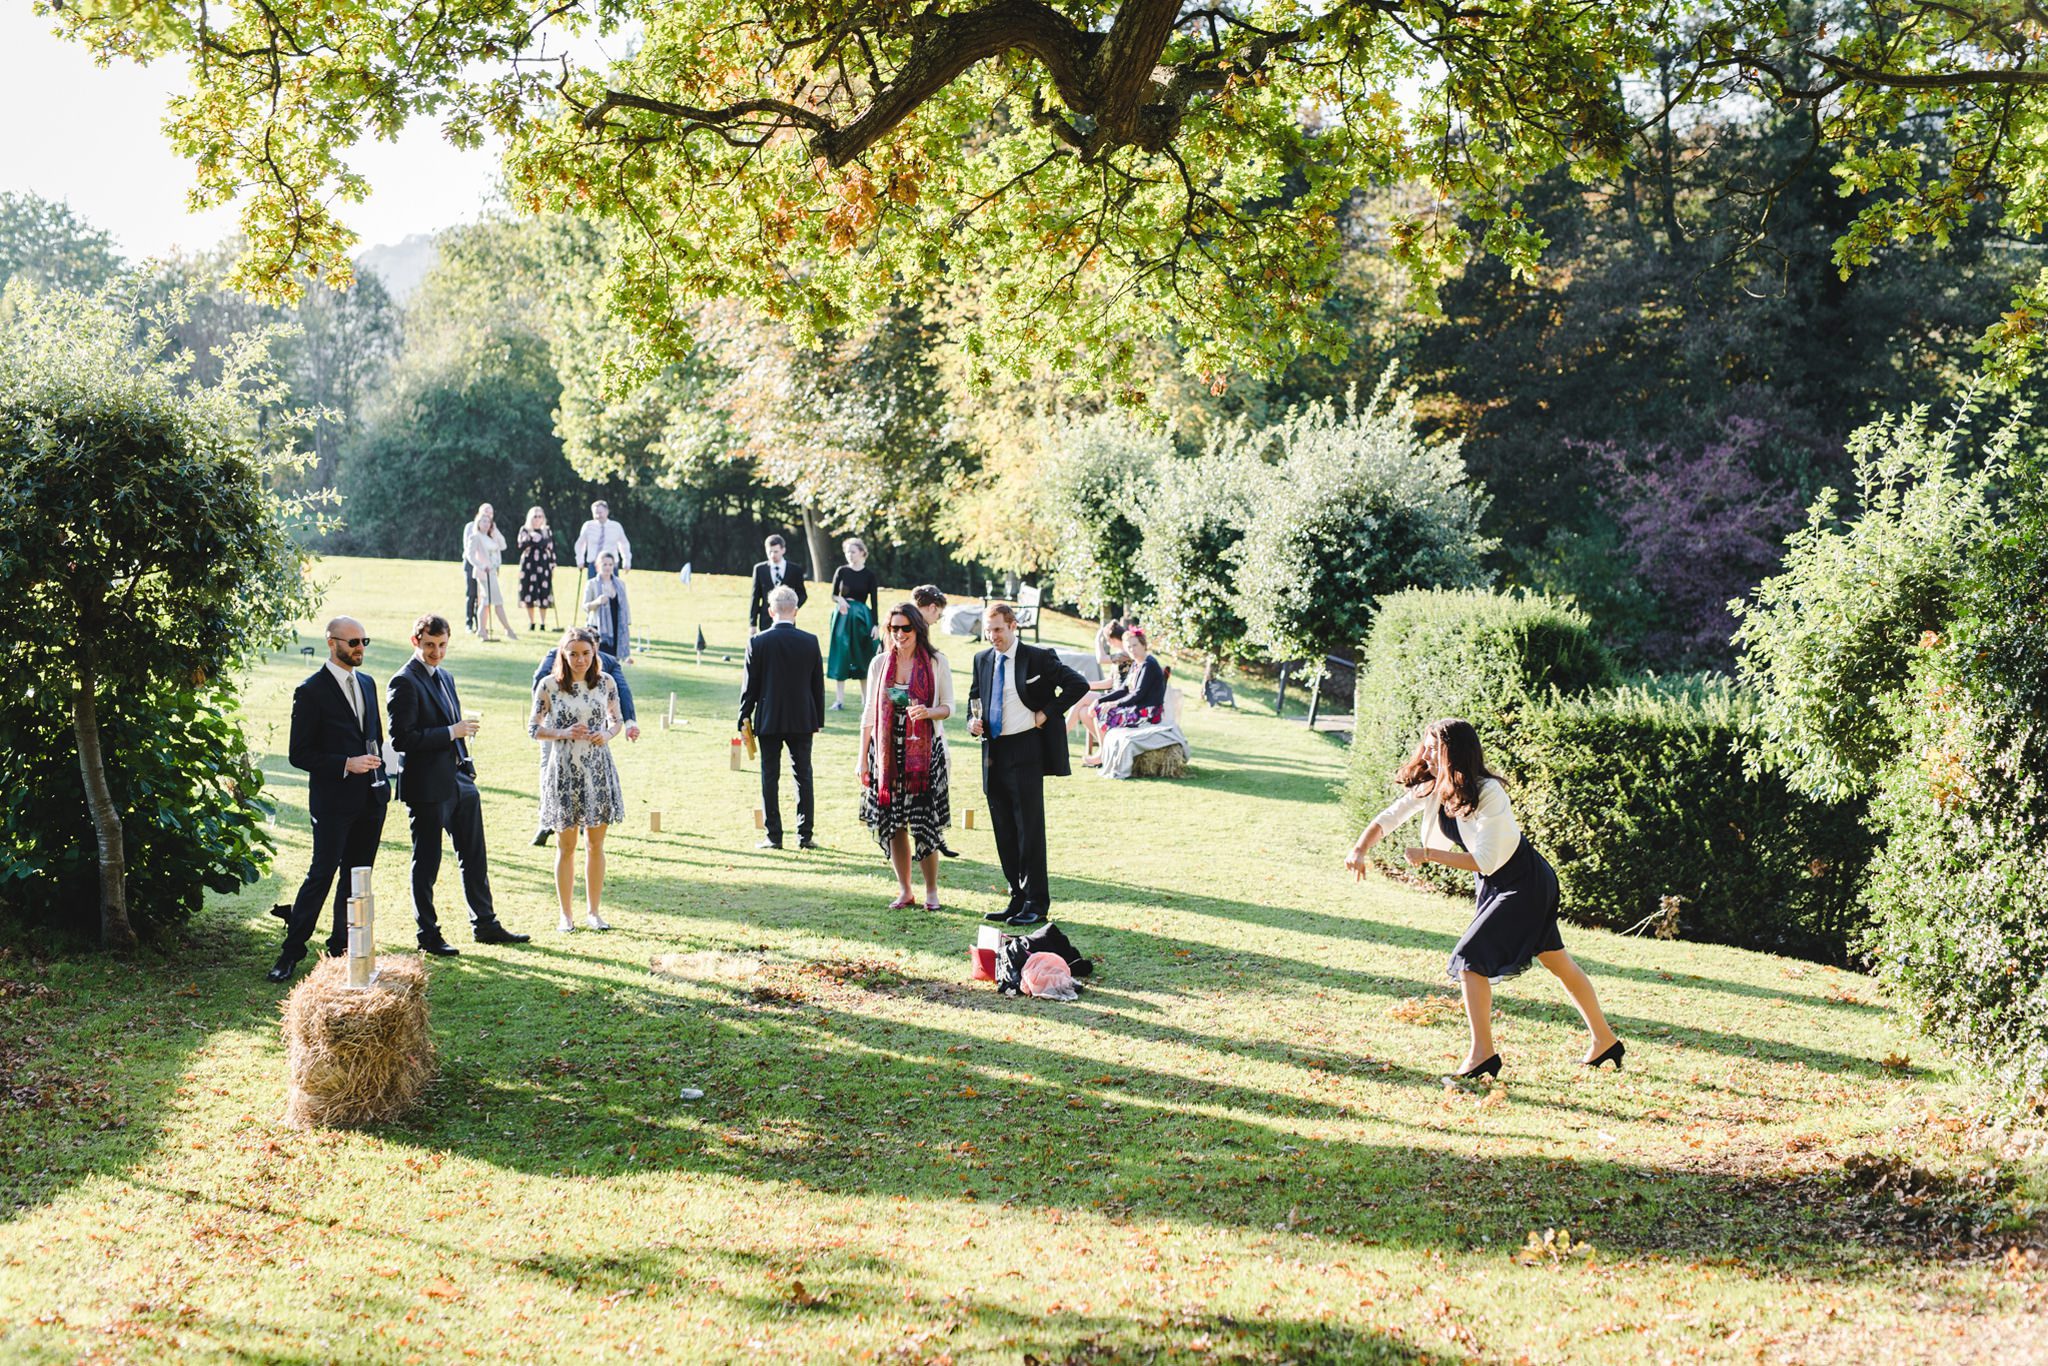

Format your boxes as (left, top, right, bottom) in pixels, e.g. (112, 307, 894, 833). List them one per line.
(73, 643, 137, 953)
(800, 506, 834, 580)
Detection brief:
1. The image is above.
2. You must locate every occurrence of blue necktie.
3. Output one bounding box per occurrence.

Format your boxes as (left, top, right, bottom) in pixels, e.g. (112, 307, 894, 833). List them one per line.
(990, 655, 1007, 736)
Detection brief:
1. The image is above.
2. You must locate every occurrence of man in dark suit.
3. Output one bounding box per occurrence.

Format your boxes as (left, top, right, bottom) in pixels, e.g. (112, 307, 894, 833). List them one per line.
(269, 617, 391, 983)
(746, 534, 808, 634)
(529, 631, 639, 847)
(736, 584, 825, 850)
(387, 613, 531, 955)
(967, 601, 1090, 926)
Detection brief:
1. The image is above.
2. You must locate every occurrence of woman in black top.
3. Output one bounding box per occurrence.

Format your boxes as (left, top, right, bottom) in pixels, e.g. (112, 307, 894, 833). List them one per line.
(827, 537, 882, 710)
(1083, 627, 1165, 764)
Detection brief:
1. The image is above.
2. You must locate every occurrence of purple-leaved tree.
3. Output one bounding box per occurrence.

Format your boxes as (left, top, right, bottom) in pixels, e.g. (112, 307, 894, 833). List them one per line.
(1597, 417, 1806, 669)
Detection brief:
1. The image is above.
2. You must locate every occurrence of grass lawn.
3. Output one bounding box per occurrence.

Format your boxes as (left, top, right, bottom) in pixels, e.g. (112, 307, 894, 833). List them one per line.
(3, 555, 2043, 1364)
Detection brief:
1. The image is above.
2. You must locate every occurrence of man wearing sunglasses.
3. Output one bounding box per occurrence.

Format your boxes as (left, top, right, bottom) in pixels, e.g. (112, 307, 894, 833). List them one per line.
(268, 617, 391, 983)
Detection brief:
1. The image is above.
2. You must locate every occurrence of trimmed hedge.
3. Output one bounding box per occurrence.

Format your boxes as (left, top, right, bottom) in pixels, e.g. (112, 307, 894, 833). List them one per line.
(1347, 589, 1873, 962)
(1513, 683, 1873, 961)
(1347, 589, 1616, 889)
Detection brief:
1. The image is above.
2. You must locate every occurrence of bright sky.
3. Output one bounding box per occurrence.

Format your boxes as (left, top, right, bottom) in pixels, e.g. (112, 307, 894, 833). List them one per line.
(0, 8, 504, 260)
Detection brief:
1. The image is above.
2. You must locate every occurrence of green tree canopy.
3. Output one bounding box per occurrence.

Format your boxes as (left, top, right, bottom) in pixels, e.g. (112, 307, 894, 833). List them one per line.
(46, 0, 2048, 381)
(0, 282, 316, 947)
(1234, 377, 1495, 669)
(0, 191, 123, 294)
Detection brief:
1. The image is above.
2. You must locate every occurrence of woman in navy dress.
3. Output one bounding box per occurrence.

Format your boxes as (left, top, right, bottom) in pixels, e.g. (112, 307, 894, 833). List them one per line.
(1345, 718, 1623, 1082)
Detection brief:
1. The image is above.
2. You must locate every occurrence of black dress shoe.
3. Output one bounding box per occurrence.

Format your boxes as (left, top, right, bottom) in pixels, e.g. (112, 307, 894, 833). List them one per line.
(418, 939, 462, 957)
(937, 843, 960, 859)
(266, 950, 303, 984)
(1004, 905, 1047, 928)
(324, 942, 347, 958)
(756, 837, 782, 850)
(532, 828, 551, 847)
(797, 836, 818, 850)
(982, 907, 1015, 923)
(473, 923, 531, 945)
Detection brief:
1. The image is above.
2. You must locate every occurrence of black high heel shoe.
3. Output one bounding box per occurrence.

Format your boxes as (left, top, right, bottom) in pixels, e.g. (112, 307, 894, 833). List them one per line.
(1583, 1039, 1626, 1069)
(1443, 1053, 1502, 1084)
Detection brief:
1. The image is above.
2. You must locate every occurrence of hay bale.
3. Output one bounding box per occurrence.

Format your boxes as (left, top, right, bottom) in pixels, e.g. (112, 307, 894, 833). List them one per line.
(1130, 743, 1188, 779)
(281, 955, 435, 1129)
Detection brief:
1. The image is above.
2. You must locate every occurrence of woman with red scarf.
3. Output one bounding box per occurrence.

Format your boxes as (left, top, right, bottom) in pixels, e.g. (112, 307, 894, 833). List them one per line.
(857, 602, 956, 909)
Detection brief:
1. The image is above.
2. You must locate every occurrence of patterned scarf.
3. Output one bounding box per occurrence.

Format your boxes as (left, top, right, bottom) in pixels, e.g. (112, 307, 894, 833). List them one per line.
(875, 649, 936, 805)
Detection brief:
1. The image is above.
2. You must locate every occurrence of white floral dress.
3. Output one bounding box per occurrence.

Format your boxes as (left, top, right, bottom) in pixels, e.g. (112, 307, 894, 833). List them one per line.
(531, 675, 626, 830)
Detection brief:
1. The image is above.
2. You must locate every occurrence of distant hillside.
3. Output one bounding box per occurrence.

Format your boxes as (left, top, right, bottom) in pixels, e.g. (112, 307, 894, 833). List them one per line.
(356, 234, 439, 303)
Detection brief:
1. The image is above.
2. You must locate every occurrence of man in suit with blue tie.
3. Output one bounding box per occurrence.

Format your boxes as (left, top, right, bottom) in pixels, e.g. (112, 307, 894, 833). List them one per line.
(966, 601, 1089, 926)
(269, 617, 391, 983)
(388, 613, 531, 955)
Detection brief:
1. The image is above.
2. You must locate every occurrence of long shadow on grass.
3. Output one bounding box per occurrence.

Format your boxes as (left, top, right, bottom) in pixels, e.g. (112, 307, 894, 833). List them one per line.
(1042, 866, 1889, 1021)
(0, 886, 298, 1223)
(382, 966, 1951, 1275)
(606, 864, 1888, 1075)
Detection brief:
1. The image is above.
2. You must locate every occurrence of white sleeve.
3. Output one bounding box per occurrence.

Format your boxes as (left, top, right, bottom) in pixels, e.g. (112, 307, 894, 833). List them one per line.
(1463, 780, 1523, 877)
(932, 652, 955, 731)
(1370, 788, 1427, 834)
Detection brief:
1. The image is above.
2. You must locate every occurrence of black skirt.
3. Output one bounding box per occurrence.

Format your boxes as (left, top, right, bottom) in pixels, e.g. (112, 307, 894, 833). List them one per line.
(1440, 805, 1565, 982)
(859, 713, 951, 860)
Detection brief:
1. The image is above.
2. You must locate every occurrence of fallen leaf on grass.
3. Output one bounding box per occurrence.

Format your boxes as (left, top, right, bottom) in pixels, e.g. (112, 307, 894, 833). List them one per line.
(1879, 1052, 1914, 1076)
(1389, 995, 1462, 1026)
(424, 1279, 464, 1303)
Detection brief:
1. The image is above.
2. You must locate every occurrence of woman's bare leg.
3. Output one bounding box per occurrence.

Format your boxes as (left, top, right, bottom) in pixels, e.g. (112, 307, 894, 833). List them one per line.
(920, 851, 940, 905)
(585, 824, 609, 927)
(1536, 950, 1618, 1061)
(555, 826, 579, 926)
(1459, 970, 1496, 1071)
(888, 830, 913, 899)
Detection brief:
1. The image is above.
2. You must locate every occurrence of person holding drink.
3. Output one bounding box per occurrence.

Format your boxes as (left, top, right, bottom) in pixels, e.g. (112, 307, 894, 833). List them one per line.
(857, 602, 955, 909)
(388, 613, 531, 954)
(531, 629, 627, 930)
(267, 617, 391, 982)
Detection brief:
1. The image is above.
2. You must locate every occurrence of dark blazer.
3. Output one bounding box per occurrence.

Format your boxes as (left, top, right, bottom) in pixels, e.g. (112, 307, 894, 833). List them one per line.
(968, 642, 1090, 778)
(738, 622, 825, 736)
(533, 649, 637, 722)
(747, 559, 808, 632)
(388, 658, 474, 807)
(288, 666, 390, 819)
(1099, 655, 1166, 712)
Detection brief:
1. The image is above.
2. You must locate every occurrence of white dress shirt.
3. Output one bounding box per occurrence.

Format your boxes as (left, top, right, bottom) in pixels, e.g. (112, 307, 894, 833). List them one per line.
(1371, 778, 1522, 878)
(991, 643, 1033, 738)
(575, 517, 632, 571)
(324, 658, 364, 731)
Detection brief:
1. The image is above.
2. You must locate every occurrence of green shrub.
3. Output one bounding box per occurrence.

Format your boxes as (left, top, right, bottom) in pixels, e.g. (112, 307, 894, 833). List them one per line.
(1347, 588, 1617, 885)
(1729, 402, 1997, 802)
(1235, 378, 1496, 674)
(1862, 450, 2048, 1102)
(0, 679, 273, 942)
(1512, 681, 1874, 961)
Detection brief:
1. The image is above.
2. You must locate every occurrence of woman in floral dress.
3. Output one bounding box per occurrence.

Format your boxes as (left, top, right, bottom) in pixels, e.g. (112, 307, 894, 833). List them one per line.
(531, 628, 626, 931)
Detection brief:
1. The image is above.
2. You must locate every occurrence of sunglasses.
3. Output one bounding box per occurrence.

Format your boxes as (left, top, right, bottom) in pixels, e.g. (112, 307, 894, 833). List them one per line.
(329, 636, 371, 648)
(888, 623, 915, 634)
